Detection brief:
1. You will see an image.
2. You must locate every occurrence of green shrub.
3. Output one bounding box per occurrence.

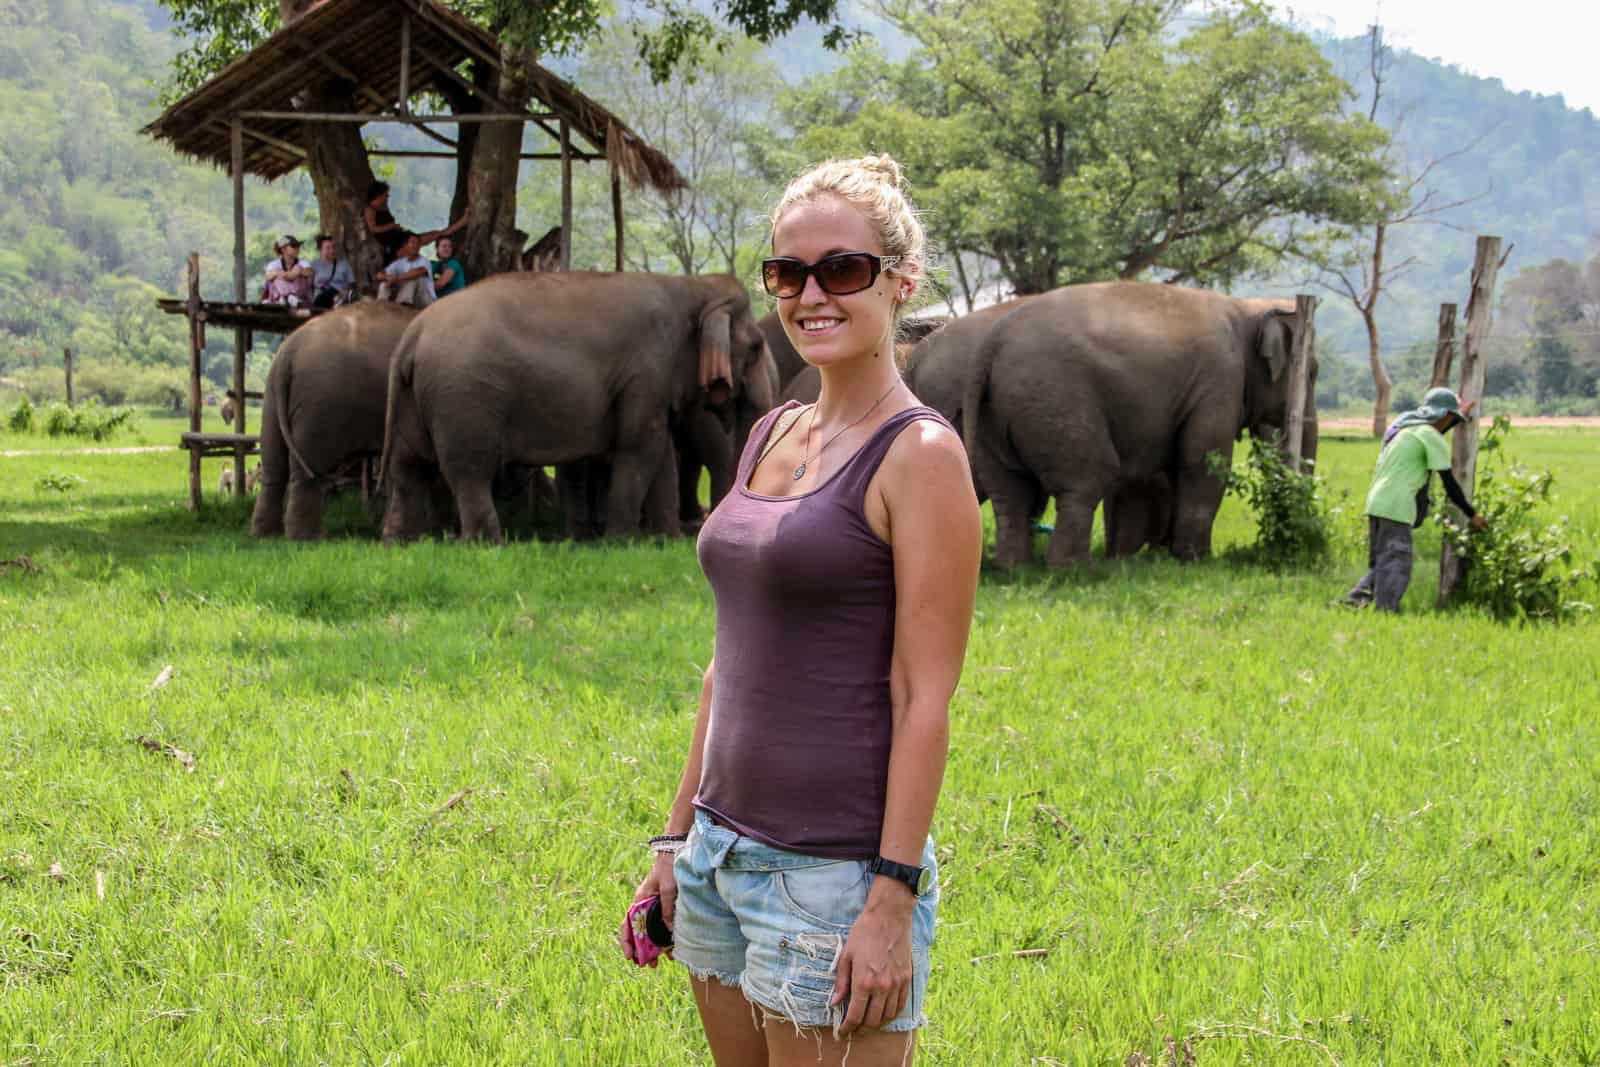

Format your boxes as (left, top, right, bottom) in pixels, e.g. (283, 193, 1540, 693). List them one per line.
(1212, 436, 1334, 568)
(6, 395, 33, 433)
(38, 399, 135, 441)
(34, 471, 85, 493)
(1441, 416, 1598, 620)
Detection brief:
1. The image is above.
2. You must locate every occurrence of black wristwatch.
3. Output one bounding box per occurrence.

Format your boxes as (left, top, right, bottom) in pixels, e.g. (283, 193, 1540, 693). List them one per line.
(869, 856, 932, 896)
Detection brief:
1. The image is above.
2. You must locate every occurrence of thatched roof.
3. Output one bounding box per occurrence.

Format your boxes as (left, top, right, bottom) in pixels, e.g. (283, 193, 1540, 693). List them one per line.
(142, 0, 685, 194)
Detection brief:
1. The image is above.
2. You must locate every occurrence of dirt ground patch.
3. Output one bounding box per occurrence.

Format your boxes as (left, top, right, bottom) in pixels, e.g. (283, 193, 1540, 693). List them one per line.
(1320, 415, 1600, 433)
(0, 445, 169, 458)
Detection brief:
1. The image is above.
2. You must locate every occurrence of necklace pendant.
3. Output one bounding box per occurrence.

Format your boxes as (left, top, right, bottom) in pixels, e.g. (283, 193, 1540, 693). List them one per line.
(792, 463, 807, 480)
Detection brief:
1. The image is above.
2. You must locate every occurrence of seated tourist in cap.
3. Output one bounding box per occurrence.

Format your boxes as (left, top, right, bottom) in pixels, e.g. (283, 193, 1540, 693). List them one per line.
(432, 236, 466, 296)
(264, 236, 313, 306)
(310, 234, 355, 309)
(376, 231, 437, 308)
(365, 181, 470, 265)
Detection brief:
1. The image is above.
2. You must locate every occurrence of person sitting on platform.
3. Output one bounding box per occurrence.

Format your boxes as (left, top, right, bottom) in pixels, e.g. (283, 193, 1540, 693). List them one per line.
(365, 181, 469, 265)
(310, 233, 355, 309)
(263, 235, 313, 306)
(376, 231, 437, 308)
(432, 236, 467, 297)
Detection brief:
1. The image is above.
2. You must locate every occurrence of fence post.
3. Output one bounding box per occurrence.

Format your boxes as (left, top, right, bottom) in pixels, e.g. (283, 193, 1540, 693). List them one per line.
(186, 252, 204, 511)
(63, 347, 74, 408)
(1429, 303, 1457, 388)
(1438, 236, 1504, 607)
(1282, 294, 1316, 472)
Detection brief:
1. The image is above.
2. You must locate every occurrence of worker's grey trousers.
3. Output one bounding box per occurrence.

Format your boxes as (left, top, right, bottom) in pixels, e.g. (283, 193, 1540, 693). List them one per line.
(1344, 516, 1414, 612)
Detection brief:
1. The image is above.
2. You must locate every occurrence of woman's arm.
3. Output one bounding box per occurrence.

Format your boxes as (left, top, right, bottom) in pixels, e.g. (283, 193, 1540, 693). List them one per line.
(833, 421, 981, 1033)
(435, 265, 457, 288)
(633, 658, 716, 927)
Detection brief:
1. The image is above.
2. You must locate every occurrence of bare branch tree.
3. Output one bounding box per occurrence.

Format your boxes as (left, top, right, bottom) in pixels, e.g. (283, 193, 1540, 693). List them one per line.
(1318, 24, 1490, 436)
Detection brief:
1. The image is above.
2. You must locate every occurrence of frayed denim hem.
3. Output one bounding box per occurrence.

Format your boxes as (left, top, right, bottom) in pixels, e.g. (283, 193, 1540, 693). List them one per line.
(880, 1013, 927, 1034)
(677, 959, 743, 990)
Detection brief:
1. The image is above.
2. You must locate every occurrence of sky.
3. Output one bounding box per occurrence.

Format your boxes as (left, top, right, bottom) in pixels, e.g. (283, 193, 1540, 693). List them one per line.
(1281, 0, 1600, 115)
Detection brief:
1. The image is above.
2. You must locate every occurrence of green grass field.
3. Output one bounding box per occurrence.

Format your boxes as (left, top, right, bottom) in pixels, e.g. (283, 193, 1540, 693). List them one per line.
(2, 421, 1598, 1065)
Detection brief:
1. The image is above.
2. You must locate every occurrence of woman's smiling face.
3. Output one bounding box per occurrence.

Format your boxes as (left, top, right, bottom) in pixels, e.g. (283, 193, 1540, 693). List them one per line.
(770, 194, 902, 369)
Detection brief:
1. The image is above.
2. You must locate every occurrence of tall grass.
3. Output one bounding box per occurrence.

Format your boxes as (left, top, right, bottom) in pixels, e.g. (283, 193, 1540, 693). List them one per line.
(1, 433, 1597, 1063)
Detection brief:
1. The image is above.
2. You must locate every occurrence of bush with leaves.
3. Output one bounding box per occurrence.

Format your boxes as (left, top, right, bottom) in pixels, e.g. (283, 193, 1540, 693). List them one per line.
(34, 472, 85, 493)
(1211, 437, 1334, 568)
(1441, 417, 1597, 620)
(6, 395, 34, 433)
(38, 400, 135, 442)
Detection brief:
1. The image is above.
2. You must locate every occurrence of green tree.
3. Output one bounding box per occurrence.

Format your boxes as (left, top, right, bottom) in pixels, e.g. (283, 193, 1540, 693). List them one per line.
(780, 0, 1390, 294)
(569, 27, 781, 279)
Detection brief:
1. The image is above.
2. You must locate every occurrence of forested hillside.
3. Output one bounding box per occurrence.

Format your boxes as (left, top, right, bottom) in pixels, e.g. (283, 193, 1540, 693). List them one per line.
(2, 0, 1596, 412)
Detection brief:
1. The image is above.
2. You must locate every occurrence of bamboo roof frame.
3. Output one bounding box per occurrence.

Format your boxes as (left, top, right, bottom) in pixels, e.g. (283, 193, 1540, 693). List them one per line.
(141, 0, 686, 195)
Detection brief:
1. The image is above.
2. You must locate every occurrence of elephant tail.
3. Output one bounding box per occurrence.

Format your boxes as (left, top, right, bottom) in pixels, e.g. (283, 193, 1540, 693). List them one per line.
(273, 354, 317, 482)
(378, 324, 417, 493)
(961, 333, 998, 471)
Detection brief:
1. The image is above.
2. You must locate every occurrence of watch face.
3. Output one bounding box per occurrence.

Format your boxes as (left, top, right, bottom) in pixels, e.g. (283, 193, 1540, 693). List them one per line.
(915, 867, 933, 896)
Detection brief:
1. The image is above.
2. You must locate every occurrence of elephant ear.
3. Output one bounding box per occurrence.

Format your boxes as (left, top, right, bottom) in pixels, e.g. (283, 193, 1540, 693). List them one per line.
(698, 299, 734, 406)
(1257, 311, 1293, 383)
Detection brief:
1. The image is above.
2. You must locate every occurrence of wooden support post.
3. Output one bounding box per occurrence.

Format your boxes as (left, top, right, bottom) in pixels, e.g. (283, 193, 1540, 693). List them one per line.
(560, 117, 573, 272)
(611, 161, 624, 272)
(398, 15, 411, 115)
(1438, 236, 1504, 607)
(231, 119, 248, 496)
(1282, 294, 1316, 472)
(1430, 303, 1457, 388)
(185, 252, 204, 511)
(63, 347, 73, 408)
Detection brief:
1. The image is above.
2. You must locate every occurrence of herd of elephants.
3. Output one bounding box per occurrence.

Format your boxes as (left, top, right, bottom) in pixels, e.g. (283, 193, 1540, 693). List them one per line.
(249, 271, 1315, 567)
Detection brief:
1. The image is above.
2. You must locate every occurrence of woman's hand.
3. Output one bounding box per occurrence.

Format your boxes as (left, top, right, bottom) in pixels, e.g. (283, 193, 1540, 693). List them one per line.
(830, 888, 915, 1033)
(634, 850, 679, 929)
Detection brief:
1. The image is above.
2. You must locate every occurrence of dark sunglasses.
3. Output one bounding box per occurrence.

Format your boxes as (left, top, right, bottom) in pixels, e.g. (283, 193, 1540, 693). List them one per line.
(761, 252, 902, 299)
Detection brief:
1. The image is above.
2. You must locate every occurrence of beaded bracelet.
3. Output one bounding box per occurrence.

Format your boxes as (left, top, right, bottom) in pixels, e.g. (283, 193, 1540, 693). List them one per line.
(649, 833, 689, 855)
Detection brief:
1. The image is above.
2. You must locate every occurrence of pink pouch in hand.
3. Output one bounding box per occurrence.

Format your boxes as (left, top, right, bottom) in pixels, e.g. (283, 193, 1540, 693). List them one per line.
(620, 896, 671, 967)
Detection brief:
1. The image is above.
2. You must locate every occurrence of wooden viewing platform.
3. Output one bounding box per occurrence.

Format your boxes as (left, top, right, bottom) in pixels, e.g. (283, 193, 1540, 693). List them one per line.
(162, 253, 332, 510)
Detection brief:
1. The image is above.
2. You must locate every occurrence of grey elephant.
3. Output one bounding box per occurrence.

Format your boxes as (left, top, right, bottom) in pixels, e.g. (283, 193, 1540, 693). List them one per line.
(381, 272, 767, 544)
(963, 281, 1313, 567)
(252, 302, 418, 539)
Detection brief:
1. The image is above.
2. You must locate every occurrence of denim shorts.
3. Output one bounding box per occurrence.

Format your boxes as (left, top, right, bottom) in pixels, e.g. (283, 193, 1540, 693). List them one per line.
(671, 809, 939, 1033)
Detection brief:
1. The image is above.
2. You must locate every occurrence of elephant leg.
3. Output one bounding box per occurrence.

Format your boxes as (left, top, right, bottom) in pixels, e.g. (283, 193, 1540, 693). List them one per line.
(1105, 479, 1171, 558)
(676, 446, 703, 525)
(381, 461, 435, 544)
(284, 477, 326, 540)
(978, 452, 1039, 568)
(453, 479, 503, 544)
(251, 476, 286, 537)
(1170, 436, 1228, 561)
(605, 402, 668, 538)
(1045, 491, 1099, 567)
(643, 442, 682, 537)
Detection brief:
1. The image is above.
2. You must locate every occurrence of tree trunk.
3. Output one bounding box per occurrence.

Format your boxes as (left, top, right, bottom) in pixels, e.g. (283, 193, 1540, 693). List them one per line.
(278, 0, 314, 23)
(301, 81, 382, 292)
(1365, 308, 1391, 438)
(458, 46, 535, 282)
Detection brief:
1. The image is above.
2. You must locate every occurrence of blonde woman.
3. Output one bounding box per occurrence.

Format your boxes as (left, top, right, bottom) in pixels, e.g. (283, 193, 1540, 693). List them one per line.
(633, 155, 982, 1066)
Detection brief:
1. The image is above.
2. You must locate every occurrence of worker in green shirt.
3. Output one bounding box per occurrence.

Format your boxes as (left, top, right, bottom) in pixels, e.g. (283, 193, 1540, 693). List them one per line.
(1341, 387, 1488, 612)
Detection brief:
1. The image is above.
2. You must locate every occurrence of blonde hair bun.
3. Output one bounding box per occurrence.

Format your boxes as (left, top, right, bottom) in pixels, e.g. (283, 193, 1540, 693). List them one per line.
(858, 154, 905, 190)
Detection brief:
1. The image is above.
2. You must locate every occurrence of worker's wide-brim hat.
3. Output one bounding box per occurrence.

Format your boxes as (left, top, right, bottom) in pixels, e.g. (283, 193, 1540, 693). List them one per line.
(1417, 386, 1465, 422)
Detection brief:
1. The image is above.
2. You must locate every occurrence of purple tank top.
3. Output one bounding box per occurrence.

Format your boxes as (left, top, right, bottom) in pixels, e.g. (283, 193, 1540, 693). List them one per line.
(694, 400, 951, 859)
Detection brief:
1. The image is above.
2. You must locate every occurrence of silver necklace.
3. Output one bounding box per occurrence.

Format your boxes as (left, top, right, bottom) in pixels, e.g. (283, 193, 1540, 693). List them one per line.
(788, 377, 903, 481)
